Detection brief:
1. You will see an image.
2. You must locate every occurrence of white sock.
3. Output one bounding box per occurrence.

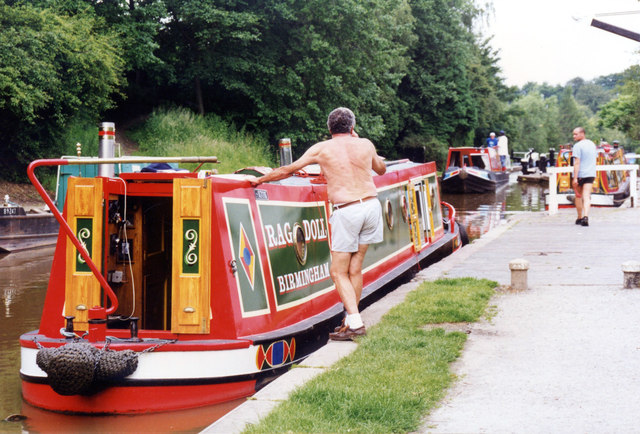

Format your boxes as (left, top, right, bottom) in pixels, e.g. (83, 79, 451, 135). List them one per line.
(346, 313, 363, 329)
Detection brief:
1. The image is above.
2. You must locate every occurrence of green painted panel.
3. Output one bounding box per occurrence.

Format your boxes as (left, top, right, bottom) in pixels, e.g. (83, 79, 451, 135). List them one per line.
(365, 188, 413, 268)
(259, 203, 331, 307)
(225, 201, 268, 313)
(182, 219, 200, 274)
(75, 218, 93, 272)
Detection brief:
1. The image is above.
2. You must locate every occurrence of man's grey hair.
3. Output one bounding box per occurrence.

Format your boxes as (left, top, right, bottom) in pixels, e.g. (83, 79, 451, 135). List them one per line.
(327, 107, 356, 134)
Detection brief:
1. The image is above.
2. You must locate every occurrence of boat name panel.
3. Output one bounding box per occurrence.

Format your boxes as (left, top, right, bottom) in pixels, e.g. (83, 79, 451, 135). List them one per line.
(258, 201, 333, 310)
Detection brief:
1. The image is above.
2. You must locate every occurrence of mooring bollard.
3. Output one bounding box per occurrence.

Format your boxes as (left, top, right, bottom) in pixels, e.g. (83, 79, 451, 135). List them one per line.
(509, 258, 530, 291)
(622, 261, 640, 289)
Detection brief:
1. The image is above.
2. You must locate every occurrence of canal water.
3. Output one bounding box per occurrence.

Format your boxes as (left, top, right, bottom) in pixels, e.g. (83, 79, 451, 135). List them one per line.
(0, 174, 546, 433)
(442, 173, 547, 241)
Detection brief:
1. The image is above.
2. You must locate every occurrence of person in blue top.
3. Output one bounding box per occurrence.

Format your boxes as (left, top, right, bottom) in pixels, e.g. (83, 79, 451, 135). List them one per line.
(485, 132, 498, 148)
(571, 127, 597, 227)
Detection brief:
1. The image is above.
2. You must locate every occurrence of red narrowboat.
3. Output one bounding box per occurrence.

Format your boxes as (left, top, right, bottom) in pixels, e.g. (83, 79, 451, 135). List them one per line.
(20, 137, 465, 414)
(441, 147, 509, 194)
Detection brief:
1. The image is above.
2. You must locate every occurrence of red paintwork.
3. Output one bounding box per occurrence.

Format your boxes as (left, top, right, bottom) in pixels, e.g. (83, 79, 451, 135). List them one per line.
(445, 147, 503, 172)
(22, 158, 458, 414)
(22, 380, 256, 414)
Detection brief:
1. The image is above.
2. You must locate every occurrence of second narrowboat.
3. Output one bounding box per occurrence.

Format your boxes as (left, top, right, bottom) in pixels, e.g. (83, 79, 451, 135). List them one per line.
(441, 147, 509, 194)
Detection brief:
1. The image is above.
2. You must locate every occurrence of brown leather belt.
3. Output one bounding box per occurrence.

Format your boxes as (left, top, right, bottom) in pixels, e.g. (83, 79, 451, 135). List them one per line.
(332, 195, 377, 210)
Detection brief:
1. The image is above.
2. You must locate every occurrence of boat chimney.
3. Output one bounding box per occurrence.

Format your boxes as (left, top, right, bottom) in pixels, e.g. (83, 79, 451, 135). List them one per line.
(98, 122, 116, 177)
(279, 138, 292, 167)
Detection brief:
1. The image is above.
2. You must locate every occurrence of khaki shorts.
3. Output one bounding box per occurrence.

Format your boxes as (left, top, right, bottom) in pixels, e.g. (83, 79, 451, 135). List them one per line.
(329, 199, 383, 252)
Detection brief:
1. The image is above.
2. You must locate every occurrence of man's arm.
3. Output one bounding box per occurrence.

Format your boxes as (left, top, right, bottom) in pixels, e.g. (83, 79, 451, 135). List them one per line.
(249, 146, 319, 186)
(372, 153, 386, 176)
(572, 157, 581, 185)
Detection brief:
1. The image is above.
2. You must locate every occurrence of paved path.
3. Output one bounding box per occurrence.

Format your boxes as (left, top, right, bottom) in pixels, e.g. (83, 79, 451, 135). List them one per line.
(422, 206, 640, 433)
(205, 205, 640, 433)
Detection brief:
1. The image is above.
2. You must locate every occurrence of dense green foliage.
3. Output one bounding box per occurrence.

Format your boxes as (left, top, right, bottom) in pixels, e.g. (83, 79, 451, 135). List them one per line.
(245, 277, 496, 433)
(0, 0, 124, 180)
(1, 0, 638, 180)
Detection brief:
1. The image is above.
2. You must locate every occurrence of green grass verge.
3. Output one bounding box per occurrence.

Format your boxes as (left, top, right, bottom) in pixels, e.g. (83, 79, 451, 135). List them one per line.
(244, 277, 496, 433)
(128, 107, 275, 173)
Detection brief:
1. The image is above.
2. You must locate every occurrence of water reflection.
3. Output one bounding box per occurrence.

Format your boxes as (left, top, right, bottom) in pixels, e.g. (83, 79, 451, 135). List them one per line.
(443, 174, 547, 241)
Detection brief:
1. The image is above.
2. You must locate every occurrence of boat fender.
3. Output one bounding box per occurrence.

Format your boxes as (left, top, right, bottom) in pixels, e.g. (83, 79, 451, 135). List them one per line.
(457, 222, 470, 246)
(35, 342, 138, 396)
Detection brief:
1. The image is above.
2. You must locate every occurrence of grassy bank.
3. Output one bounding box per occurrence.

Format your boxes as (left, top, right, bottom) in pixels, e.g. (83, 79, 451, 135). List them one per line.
(245, 277, 496, 433)
(129, 107, 275, 173)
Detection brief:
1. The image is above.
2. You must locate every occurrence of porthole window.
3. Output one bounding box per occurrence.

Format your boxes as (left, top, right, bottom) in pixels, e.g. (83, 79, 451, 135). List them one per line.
(384, 199, 394, 230)
(400, 195, 408, 223)
(293, 223, 307, 265)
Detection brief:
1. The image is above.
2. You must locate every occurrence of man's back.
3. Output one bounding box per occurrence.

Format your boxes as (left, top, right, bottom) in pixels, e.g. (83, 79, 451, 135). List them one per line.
(573, 139, 597, 178)
(311, 135, 383, 204)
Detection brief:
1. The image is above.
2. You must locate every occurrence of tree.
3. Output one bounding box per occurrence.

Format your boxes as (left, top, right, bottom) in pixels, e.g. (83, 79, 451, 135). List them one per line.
(398, 0, 478, 150)
(557, 86, 588, 141)
(598, 66, 640, 141)
(0, 2, 125, 179)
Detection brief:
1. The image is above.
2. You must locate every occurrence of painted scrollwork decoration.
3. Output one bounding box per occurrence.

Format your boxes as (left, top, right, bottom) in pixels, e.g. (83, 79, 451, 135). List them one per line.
(184, 229, 199, 266)
(77, 227, 91, 264)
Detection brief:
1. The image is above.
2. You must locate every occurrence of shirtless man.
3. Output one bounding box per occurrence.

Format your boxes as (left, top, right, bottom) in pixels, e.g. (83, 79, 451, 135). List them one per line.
(248, 107, 386, 340)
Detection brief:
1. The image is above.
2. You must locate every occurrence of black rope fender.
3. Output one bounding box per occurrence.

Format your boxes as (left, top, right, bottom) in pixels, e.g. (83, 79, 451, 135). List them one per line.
(33, 337, 175, 396)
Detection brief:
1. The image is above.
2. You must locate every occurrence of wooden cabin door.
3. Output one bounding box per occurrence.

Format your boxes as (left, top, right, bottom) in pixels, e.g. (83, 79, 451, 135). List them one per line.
(171, 178, 211, 334)
(142, 198, 172, 330)
(64, 177, 104, 331)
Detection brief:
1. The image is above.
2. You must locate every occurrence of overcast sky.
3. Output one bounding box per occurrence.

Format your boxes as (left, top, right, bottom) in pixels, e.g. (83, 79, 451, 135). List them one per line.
(484, 0, 640, 87)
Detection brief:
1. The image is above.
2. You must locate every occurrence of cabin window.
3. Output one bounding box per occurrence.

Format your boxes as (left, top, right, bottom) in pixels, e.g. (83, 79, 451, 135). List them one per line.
(463, 155, 470, 167)
(471, 154, 488, 169)
(384, 199, 394, 230)
(449, 151, 461, 168)
(293, 223, 307, 265)
(400, 195, 408, 223)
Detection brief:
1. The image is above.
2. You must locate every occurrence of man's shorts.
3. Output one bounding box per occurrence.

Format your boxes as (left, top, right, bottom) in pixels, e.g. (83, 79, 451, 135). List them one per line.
(577, 177, 595, 186)
(329, 199, 383, 252)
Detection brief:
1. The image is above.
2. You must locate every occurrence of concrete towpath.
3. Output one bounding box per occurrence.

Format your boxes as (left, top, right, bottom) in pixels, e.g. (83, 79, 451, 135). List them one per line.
(204, 205, 640, 433)
(421, 205, 640, 433)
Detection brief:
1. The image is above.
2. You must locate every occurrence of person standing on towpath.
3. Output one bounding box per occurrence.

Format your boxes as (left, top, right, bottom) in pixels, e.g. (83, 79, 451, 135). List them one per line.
(571, 126, 597, 226)
(248, 107, 387, 340)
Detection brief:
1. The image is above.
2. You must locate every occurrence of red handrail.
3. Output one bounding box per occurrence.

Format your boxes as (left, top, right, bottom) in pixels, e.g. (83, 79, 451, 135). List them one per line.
(441, 201, 457, 235)
(27, 159, 119, 314)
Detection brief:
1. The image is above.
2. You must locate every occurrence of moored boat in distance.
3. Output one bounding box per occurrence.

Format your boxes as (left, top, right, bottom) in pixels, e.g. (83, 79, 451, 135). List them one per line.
(19, 125, 465, 414)
(0, 195, 58, 253)
(441, 147, 509, 194)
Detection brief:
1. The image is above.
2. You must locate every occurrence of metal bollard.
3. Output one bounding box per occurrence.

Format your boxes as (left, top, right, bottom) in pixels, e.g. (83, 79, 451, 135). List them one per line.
(622, 261, 640, 289)
(509, 258, 529, 291)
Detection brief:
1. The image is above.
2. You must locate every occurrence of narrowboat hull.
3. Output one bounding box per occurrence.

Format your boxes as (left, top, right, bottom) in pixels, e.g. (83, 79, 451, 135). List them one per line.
(442, 147, 509, 194)
(20, 157, 463, 414)
(441, 167, 509, 194)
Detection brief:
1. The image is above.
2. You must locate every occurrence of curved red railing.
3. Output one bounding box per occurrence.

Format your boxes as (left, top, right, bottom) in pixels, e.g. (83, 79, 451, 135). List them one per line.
(441, 201, 456, 235)
(28, 159, 119, 314)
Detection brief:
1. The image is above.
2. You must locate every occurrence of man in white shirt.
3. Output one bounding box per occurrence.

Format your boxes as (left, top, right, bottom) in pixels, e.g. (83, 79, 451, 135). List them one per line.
(497, 130, 509, 169)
